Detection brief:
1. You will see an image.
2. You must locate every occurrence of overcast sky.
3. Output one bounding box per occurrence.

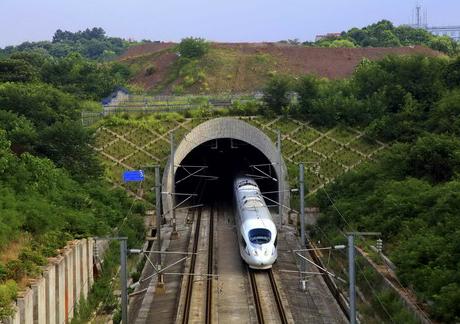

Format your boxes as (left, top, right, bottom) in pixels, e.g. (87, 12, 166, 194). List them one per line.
(1, 0, 459, 48)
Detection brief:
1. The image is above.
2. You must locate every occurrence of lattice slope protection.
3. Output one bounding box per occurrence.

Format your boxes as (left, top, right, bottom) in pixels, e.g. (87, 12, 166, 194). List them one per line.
(93, 116, 386, 201)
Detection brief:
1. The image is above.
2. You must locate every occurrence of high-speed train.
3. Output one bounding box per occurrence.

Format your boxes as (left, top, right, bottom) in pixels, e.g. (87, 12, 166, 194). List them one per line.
(233, 176, 277, 269)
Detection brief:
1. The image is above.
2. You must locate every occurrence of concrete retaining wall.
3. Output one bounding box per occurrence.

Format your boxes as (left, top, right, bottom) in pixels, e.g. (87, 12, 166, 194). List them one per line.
(4, 238, 95, 324)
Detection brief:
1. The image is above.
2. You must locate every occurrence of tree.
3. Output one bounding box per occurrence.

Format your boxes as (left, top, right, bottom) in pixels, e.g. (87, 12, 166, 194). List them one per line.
(177, 37, 209, 59)
(429, 36, 457, 55)
(36, 120, 103, 182)
(329, 39, 356, 48)
(0, 59, 38, 82)
(296, 75, 320, 114)
(406, 134, 460, 183)
(262, 75, 292, 114)
(428, 90, 460, 135)
(0, 82, 79, 127)
(443, 56, 460, 88)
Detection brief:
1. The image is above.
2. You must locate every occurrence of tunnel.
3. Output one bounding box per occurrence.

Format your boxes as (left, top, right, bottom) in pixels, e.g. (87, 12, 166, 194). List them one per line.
(161, 117, 290, 213)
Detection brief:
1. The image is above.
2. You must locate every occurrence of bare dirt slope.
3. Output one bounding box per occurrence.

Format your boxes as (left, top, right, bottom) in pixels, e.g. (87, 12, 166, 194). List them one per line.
(119, 42, 441, 94)
(216, 43, 440, 79)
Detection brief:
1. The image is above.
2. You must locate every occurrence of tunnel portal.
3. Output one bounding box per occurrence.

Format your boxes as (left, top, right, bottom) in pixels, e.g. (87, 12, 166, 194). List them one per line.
(175, 138, 278, 205)
(161, 117, 289, 213)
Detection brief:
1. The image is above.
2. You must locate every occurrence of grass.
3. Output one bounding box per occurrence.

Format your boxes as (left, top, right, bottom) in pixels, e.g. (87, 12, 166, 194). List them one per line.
(123, 127, 158, 147)
(143, 139, 171, 160)
(311, 137, 343, 156)
(282, 138, 300, 157)
(270, 118, 301, 136)
(123, 150, 158, 167)
(328, 125, 360, 144)
(318, 158, 345, 180)
(94, 129, 116, 149)
(295, 126, 321, 145)
(104, 140, 134, 160)
(350, 136, 382, 155)
(0, 235, 30, 264)
(332, 148, 363, 167)
(293, 148, 323, 164)
(197, 48, 279, 93)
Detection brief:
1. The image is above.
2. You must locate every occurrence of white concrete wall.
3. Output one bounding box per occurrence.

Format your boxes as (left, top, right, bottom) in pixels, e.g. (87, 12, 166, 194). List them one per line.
(64, 246, 74, 321)
(88, 238, 94, 288)
(81, 238, 89, 299)
(73, 240, 81, 310)
(6, 239, 95, 324)
(31, 277, 46, 324)
(43, 261, 56, 324)
(17, 289, 33, 324)
(54, 255, 65, 324)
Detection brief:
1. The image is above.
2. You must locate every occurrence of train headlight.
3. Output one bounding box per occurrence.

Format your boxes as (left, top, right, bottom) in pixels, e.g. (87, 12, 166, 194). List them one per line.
(253, 249, 258, 256)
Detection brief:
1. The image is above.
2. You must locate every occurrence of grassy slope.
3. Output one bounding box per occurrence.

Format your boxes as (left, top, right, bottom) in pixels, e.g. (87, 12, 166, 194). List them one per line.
(120, 46, 281, 94)
(119, 43, 441, 95)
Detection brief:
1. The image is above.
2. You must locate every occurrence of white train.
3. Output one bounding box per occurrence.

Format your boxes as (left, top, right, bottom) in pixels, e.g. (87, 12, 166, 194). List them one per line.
(233, 176, 278, 269)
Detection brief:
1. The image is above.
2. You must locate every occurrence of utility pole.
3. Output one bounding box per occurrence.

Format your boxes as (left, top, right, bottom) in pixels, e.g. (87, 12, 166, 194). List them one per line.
(299, 163, 306, 246)
(277, 130, 283, 230)
(346, 231, 381, 324)
(120, 238, 128, 324)
(155, 166, 161, 264)
(299, 163, 307, 277)
(155, 165, 165, 294)
(170, 132, 178, 239)
(347, 234, 356, 324)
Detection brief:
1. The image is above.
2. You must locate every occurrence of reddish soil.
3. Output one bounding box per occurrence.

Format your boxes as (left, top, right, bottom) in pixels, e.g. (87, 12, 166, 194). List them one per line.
(129, 51, 178, 91)
(214, 43, 442, 79)
(119, 42, 175, 60)
(120, 42, 442, 92)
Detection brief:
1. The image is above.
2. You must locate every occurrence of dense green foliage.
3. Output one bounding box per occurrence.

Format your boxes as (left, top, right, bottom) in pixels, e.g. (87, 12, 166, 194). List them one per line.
(309, 20, 459, 55)
(263, 55, 460, 141)
(0, 51, 131, 100)
(1, 27, 129, 60)
(176, 37, 210, 59)
(257, 54, 460, 322)
(0, 33, 144, 319)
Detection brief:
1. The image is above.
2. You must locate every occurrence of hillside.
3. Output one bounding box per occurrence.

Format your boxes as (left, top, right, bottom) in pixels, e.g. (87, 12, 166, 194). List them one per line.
(119, 42, 441, 94)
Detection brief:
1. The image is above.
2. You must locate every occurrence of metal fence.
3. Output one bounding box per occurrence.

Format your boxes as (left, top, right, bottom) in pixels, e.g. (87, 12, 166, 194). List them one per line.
(81, 94, 259, 126)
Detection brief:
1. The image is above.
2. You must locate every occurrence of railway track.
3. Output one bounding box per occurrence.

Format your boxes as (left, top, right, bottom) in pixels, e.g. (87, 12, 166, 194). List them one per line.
(181, 207, 202, 324)
(206, 206, 215, 324)
(181, 206, 215, 324)
(248, 268, 289, 324)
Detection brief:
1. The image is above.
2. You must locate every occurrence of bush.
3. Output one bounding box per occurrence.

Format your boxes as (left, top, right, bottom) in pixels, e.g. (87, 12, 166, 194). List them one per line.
(145, 64, 156, 76)
(262, 75, 293, 115)
(0, 280, 18, 320)
(177, 37, 209, 59)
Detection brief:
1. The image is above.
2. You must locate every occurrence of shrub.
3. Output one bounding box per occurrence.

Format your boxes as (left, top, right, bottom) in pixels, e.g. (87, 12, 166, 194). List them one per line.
(144, 65, 156, 76)
(0, 280, 18, 320)
(177, 37, 209, 59)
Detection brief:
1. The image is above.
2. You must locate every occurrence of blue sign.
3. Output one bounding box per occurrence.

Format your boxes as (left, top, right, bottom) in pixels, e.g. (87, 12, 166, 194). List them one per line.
(123, 170, 145, 182)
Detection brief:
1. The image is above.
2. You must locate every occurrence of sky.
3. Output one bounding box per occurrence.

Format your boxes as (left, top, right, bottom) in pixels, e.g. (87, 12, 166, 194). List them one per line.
(1, 0, 459, 48)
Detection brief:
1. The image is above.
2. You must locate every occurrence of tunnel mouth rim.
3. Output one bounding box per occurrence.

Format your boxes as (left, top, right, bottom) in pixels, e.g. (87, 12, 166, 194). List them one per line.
(174, 137, 280, 205)
(161, 117, 289, 214)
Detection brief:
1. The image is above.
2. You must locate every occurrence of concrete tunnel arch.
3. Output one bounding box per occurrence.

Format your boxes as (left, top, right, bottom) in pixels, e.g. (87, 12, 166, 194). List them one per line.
(161, 117, 290, 214)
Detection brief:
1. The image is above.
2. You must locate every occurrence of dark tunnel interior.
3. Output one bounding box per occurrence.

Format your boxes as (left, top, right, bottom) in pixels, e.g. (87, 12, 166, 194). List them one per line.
(175, 138, 279, 207)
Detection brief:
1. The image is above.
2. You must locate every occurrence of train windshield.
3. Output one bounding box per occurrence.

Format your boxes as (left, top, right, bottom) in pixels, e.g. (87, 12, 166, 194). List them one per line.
(248, 228, 271, 244)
